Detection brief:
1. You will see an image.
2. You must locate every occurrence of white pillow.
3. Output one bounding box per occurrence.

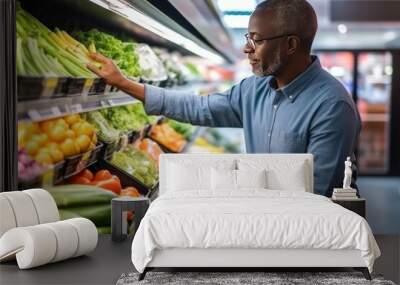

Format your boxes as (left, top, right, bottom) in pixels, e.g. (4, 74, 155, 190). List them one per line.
(211, 168, 267, 190)
(238, 159, 308, 191)
(167, 160, 236, 192)
(236, 169, 267, 189)
(266, 161, 307, 191)
(211, 168, 236, 190)
(167, 162, 211, 191)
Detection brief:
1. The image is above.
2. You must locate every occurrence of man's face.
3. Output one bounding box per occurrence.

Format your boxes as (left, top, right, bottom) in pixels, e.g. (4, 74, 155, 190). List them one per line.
(244, 10, 285, 77)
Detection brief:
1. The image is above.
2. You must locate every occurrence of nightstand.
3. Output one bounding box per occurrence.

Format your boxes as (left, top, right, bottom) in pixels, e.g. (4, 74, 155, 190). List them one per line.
(331, 198, 366, 218)
(111, 196, 150, 242)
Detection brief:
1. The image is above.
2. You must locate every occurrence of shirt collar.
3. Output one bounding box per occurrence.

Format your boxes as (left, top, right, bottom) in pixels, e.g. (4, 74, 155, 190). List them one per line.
(269, 55, 322, 103)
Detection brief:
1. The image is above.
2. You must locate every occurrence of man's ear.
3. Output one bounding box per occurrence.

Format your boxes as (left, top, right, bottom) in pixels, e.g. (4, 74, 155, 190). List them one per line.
(287, 36, 300, 55)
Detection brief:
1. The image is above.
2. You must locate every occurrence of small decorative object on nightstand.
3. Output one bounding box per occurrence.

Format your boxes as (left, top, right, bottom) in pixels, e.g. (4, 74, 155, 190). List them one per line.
(331, 157, 366, 217)
(332, 198, 366, 218)
(111, 196, 150, 242)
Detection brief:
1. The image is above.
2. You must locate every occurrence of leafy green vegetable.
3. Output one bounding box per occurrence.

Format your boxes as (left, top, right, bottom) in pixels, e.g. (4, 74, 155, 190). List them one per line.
(73, 29, 142, 77)
(83, 111, 120, 143)
(16, 4, 94, 77)
(111, 148, 158, 187)
(100, 103, 150, 133)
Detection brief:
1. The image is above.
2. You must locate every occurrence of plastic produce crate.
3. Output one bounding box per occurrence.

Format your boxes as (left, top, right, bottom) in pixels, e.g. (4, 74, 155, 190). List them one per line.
(52, 160, 66, 185)
(17, 76, 58, 101)
(87, 143, 103, 167)
(63, 149, 92, 179)
(90, 159, 158, 197)
(100, 140, 121, 161)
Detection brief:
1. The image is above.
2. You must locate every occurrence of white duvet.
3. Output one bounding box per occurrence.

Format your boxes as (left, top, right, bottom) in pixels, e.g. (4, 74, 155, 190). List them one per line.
(131, 190, 380, 273)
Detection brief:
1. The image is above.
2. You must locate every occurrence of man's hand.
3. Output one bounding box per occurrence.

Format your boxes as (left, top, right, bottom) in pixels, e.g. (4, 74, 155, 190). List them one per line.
(87, 53, 126, 87)
(87, 52, 146, 102)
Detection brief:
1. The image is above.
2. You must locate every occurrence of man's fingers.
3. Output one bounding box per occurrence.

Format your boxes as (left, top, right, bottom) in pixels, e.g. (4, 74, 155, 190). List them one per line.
(87, 62, 102, 76)
(88, 52, 109, 64)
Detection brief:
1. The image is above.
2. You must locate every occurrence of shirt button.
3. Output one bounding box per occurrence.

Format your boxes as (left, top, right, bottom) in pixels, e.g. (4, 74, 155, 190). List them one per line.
(289, 96, 293, 99)
(268, 133, 271, 137)
(273, 105, 277, 109)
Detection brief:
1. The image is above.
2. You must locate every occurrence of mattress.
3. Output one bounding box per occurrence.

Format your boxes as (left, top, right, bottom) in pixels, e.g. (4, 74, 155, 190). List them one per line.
(131, 190, 380, 273)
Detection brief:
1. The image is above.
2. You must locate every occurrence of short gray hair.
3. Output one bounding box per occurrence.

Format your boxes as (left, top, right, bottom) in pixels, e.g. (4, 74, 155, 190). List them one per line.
(255, 0, 318, 52)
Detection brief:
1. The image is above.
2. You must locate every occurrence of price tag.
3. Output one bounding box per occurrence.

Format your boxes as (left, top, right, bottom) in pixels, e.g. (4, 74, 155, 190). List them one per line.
(108, 99, 116, 106)
(28, 109, 41, 121)
(51, 107, 62, 117)
(100, 100, 108, 107)
(84, 78, 94, 87)
(44, 78, 58, 88)
(70, 104, 82, 113)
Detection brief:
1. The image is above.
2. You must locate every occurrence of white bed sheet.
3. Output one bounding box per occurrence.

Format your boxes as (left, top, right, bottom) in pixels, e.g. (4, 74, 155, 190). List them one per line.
(131, 190, 380, 273)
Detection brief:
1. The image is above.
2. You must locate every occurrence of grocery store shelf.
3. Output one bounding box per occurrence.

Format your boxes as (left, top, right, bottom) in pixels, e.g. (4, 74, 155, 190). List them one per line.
(18, 92, 139, 122)
(18, 81, 226, 122)
(21, 0, 227, 64)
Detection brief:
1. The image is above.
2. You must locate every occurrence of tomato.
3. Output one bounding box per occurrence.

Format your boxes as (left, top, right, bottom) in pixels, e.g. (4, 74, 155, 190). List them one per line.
(94, 177, 121, 195)
(120, 187, 140, 197)
(94, 170, 112, 181)
(80, 169, 94, 181)
(69, 176, 91, 185)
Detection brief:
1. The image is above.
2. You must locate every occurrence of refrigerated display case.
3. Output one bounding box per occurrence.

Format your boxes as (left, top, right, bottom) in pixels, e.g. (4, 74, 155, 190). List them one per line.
(357, 52, 392, 173)
(315, 49, 399, 175)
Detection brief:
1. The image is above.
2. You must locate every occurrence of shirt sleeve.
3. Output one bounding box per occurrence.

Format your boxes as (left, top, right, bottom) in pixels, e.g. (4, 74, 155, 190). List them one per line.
(307, 99, 360, 196)
(143, 81, 245, 128)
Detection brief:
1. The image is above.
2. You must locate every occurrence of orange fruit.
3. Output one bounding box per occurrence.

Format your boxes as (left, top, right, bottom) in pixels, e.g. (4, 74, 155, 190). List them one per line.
(71, 122, 82, 133)
(49, 124, 67, 142)
(64, 114, 81, 126)
(60, 138, 77, 157)
(55, 118, 68, 129)
(49, 148, 64, 163)
(76, 134, 91, 153)
(76, 121, 94, 138)
(65, 129, 76, 139)
(25, 140, 40, 156)
(39, 120, 56, 134)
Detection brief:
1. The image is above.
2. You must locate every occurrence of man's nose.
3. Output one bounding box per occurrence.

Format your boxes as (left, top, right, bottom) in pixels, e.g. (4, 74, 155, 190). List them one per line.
(243, 43, 254, 54)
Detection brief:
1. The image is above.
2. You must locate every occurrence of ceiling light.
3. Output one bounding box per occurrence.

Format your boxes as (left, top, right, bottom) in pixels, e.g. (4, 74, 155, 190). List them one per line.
(223, 15, 250, 29)
(337, 24, 348, 34)
(217, 0, 256, 12)
(384, 66, 393, 76)
(383, 31, 397, 41)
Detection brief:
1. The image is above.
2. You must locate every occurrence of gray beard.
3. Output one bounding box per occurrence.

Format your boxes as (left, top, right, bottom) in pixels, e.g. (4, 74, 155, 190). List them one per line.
(260, 51, 283, 77)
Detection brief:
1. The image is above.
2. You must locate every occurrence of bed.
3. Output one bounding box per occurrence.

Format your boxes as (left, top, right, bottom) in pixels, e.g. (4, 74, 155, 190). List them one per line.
(131, 154, 380, 281)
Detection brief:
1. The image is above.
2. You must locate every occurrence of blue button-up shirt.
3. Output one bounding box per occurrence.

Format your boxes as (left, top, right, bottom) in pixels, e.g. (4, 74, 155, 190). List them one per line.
(144, 56, 361, 196)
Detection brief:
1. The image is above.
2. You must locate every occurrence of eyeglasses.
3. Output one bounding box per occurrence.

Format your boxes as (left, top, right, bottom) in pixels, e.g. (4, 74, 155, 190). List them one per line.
(245, 33, 296, 49)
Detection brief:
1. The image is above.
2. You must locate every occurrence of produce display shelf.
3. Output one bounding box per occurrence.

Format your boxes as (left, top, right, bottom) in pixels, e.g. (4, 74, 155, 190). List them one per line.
(17, 81, 220, 122)
(18, 92, 140, 122)
(90, 159, 158, 197)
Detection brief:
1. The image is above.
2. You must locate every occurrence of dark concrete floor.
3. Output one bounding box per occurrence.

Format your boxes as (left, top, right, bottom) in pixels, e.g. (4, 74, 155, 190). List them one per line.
(1, 235, 399, 285)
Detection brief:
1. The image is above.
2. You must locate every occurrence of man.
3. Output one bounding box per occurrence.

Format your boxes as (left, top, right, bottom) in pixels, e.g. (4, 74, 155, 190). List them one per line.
(87, 0, 361, 197)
